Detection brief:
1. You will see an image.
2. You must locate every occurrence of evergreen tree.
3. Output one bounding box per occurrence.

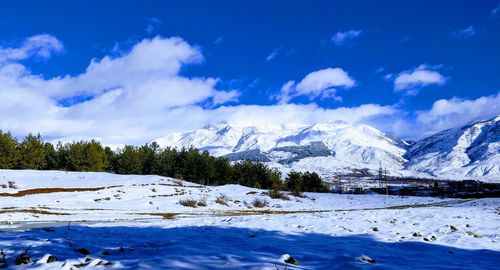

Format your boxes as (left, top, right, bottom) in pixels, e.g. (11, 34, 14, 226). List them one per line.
(115, 145, 142, 174)
(138, 142, 159, 175)
(302, 171, 329, 192)
(104, 146, 116, 172)
(66, 141, 86, 171)
(213, 157, 233, 185)
(156, 147, 176, 177)
(85, 140, 108, 171)
(44, 143, 59, 170)
(0, 131, 20, 169)
(18, 133, 46, 169)
(285, 171, 303, 196)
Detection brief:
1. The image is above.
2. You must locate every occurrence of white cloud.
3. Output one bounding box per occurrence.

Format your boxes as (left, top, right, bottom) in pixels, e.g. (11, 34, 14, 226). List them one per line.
(209, 103, 397, 128)
(4, 35, 494, 144)
(298, 68, 355, 97)
(0, 35, 240, 144)
(0, 34, 63, 64)
(416, 92, 500, 136)
(145, 17, 161, 35)
(452, 25, 476, 39)
(491, 3, 500, 17)
(276, 80, 295, 105)
(276, 68, 355, 104)
(393, 65, 446, 94)
(214, 36, 224, 46)
(0, 35, 395, 145)
(331, 30, 362, 46)
(265, 47, 281, 62)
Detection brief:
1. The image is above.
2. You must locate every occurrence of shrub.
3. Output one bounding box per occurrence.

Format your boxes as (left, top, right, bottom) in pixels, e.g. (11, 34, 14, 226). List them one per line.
(173, 180, 183, 186)
(269, 183, 290, 200)
(285, 171, 329, 195)
(7, 181, 17, 189)
(252, 198, 268, 208)
(179, 199, 197, 208)
(197, 200, 207, 207)
(215, 195, 229, 206)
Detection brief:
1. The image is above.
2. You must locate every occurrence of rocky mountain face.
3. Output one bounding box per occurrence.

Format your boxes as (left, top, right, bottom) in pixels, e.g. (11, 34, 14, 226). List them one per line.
(405, 116, 500, 180)
(156, 116, 500, 182)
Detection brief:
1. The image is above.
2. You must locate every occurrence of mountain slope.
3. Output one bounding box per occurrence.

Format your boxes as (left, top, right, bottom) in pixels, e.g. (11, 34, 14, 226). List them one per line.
(156, 121, 411, 178)
(405, 116, 500, 180)
(156, 116, 500, 181)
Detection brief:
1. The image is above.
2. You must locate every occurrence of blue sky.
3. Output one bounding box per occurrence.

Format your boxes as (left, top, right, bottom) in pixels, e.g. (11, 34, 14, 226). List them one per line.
(0, 1, 499, 145)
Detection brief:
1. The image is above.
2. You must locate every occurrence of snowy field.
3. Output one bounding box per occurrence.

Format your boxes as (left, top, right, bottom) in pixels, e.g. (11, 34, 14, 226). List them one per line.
(1, 170, 499, 269)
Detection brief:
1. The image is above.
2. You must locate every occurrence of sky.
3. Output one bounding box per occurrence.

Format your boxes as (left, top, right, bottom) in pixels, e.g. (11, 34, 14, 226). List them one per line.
(0, 0, 499, 145)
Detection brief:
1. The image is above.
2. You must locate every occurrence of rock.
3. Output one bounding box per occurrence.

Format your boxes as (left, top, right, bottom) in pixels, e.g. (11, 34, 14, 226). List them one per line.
(47, 255, 57, 263)
(372, 227, 379, 232)
(74, 248, 90, 256)
(0, 249, 7, 268)
(280, 254, 299, 266)
(35, 254, 57, 264)
(358, 255, 376, 264)
(450, 225, 458, 232)
(15, 252, 31, 265)
(102, 251, 110, 256)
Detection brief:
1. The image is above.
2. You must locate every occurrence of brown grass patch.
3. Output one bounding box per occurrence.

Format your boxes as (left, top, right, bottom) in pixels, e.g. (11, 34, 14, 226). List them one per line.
(148, 213, 178, 219)
(218, 209, 329, 216)
(0, 208, 71, 215)
(0, 186, 118, 197)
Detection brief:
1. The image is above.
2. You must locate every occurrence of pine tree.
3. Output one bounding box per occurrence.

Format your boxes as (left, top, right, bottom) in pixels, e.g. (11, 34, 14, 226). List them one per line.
(18, 133, 46, 169)
(285, 171, 303, 196)
(0, 131, 20, 169)
(85, 140, 108, 171)
(66, 141, 86, 171)
(44, 143, 59, 170)
(115, 145, 142, 174)
(138, 142, 159, 175)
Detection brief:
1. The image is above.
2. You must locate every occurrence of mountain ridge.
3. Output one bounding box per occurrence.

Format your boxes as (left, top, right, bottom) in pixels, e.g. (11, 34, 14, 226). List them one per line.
(156, 116, 500, 182)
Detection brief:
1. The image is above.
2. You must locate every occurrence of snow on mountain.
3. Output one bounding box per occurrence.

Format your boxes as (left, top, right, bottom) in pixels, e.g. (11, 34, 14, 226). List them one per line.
(405, 116, 500, 181)
(156, 116, 500, 182)
(156, 121, 411, 178)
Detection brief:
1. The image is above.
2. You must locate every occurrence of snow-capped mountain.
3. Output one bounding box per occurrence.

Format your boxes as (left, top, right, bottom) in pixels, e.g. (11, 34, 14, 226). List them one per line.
(156, 116, 500, 182)
(405, 116, 500, 180)
(156, 121, 411, 178)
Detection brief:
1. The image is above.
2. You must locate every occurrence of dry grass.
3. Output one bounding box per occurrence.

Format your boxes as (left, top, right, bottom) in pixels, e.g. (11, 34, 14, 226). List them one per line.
(0, 187, 112, 197)
(220, 209, 328, 216)
(148, 213, 178, 219)
(0, 208, 71, 215)
(268, 190, 290, 200)
(215, 195, 229, 206)
(251, 198, 269, 208)
(197, 200, 207, 207)
(179, 199, 198, 208)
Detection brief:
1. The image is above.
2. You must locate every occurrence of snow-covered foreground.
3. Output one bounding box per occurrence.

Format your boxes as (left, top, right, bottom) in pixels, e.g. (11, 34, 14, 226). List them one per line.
(1, 170, 499, 269)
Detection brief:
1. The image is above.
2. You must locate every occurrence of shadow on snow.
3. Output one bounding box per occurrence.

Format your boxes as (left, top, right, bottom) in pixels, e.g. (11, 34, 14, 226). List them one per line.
(0, 225, 498, 269)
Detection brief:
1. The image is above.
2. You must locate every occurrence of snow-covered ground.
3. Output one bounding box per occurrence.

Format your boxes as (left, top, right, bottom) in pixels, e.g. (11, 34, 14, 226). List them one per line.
(1, 170, 499, 269)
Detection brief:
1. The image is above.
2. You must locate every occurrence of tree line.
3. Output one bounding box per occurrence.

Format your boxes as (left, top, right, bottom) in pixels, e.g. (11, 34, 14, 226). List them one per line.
(0, 131, 329, 193)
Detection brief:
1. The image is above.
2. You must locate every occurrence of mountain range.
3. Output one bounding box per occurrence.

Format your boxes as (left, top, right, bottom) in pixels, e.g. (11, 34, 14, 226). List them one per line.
(156, 116, 500, 182)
